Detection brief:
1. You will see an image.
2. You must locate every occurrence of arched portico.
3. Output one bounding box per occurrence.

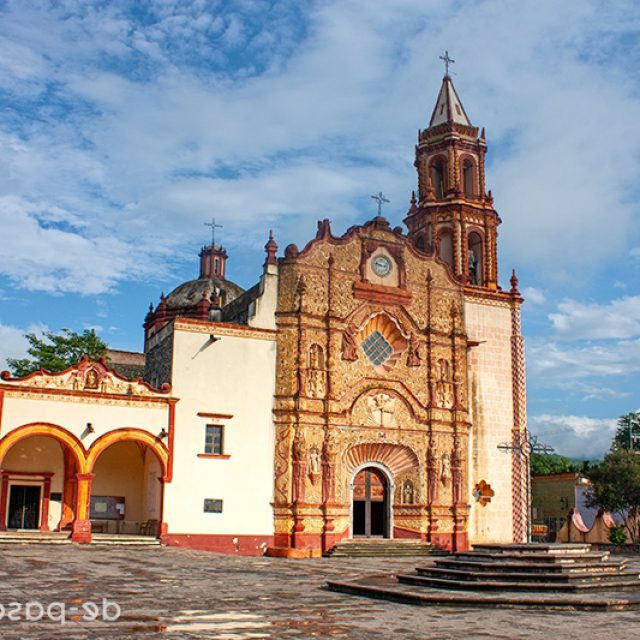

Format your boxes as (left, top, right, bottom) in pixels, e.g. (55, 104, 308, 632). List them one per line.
(0, 424, 86, 534)
(86, 429, 168, 538)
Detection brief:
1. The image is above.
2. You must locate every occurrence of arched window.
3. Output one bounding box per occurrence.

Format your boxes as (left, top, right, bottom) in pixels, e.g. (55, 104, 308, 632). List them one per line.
(467, 232, 484, 285)
(430, 158, 447, 198)
(415, 234, 426, 252)
(214, 258, 219, 276)
(439, 229, 454, 269)
(462, 159, 475, 198)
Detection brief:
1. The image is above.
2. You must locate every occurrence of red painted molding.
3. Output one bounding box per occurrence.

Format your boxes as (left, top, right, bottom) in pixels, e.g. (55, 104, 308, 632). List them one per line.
(164, 533, 273, 556)
(353, 281, 412, 306)
(197, 412, 234, 420)
(197, 453, 231, 460)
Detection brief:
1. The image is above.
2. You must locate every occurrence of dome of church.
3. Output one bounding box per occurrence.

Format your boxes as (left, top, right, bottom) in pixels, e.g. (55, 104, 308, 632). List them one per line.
(165, 275, 244, 309)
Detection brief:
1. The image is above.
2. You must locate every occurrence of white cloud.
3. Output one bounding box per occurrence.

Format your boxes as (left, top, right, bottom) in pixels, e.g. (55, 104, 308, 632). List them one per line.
(529, 413, 617, 459)
(0, 321, 46, 371)
(522, 287, 546, 306)
(527, 337, 640, 380)
(549, 296, 640, 340)
(1, 1, 640, 294)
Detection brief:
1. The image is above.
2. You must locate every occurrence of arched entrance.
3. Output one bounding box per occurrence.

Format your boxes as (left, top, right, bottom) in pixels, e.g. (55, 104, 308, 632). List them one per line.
(351, 466, 391, 538)
(88, 432, 167, 537)
(0, 425, 85, 533)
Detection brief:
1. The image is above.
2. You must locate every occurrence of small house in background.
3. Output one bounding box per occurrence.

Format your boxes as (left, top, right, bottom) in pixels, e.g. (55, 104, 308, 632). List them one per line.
(531, 473, 595, 541)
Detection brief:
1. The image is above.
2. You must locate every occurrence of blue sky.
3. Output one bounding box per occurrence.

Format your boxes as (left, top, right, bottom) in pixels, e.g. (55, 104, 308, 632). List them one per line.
(1, 0, 640, 458)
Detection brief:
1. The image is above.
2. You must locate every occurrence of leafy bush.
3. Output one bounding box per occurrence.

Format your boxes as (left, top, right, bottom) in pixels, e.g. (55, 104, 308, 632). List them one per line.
(608, 524, 628, 545)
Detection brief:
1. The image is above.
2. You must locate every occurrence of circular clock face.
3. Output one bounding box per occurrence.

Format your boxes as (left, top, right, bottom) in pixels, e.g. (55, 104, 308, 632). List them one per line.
(373, 255, 392, 277)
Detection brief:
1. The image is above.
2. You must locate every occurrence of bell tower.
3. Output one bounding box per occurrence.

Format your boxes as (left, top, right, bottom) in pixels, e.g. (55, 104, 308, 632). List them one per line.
(404, 70, 500, 289)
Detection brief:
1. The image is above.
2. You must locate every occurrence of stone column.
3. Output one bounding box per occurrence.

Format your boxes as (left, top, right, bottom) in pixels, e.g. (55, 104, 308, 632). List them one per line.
(0, 473, 8, 531)
(71, 473, 95, 543)
(509, 274, 528, 543)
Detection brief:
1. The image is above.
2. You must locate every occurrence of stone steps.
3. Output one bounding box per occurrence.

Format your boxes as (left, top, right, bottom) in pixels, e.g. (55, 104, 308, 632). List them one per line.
(0, 532, 71, 544)
(326, 542, 640, 609)
(415, 565, 632, 583)
(397, 573, 640, 592)
(433, 558, 626, 574)
(325, 539, 446, 558)
(456, 550, 611, 563)
(91, 534, 160, 546)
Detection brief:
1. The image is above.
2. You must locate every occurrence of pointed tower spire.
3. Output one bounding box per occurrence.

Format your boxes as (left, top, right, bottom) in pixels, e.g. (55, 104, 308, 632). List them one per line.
(429, 75, 472, 128)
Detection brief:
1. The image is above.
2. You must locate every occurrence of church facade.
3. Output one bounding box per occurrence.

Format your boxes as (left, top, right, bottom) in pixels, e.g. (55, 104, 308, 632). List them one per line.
(0, 74, 528, 555)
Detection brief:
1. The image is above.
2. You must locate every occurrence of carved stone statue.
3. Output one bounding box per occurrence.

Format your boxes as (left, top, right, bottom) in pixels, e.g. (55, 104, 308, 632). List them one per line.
(452, 449, 464, 504)
(435, 358, 454, 409)
(402, 480, 414, 504)
(440, 452, 451, 484)
(426, 449, 438, 504)
(291, 429, 307, 504)
(308, 446, 320, 475)
(341, 322, 359, 361)
(292, 429, 307, 462)
(406, 333, 421, 367)
(306, 344, 326, 398)
(368, 393, 396, 427)
(468, 248, 478, 284)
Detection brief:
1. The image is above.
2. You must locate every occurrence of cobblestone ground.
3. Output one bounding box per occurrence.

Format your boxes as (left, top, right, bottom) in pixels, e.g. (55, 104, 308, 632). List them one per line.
(0, 545, 639, 639)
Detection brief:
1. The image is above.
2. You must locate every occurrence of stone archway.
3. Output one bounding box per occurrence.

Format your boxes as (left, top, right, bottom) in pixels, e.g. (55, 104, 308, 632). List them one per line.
(350, 463, 393, 538)
(0, 424, 86, 534)
(86, 429, 169, 538)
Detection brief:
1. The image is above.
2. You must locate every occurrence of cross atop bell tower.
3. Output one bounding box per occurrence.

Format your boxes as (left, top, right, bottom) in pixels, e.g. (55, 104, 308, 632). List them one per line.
(404, 62, 500, 290)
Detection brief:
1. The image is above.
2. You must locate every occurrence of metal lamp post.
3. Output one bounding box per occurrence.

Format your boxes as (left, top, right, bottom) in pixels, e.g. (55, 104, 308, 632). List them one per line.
(498, 430, 554, 543)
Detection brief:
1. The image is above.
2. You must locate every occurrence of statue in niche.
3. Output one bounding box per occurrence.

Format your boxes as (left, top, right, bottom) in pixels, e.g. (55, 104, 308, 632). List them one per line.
(468, 248, 478, 284)
(426, 448, 438, 504)
(341, 323, 359, 361)
(452, 449, 463, 504)
(402, 480, 414, 504)
(306, 344, 326, 398)
(84, 368, 100, 390)
(292, 429, 307, 462)
(367, 393, 396, 427)
(308, 446, 320, 475)
(440, 452, 451, 485)
(406, 333, 421, 367)
(308, 445, 321, 486)
(291, 429, 307, 504)
(435, 358, 454, 409)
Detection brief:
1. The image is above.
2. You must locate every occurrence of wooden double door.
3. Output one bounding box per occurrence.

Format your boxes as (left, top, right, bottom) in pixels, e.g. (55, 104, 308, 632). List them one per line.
(352, 468, 389, 537)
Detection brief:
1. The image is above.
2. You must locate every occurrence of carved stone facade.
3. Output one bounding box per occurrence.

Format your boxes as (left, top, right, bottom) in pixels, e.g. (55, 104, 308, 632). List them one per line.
(272, 215, 473, 552)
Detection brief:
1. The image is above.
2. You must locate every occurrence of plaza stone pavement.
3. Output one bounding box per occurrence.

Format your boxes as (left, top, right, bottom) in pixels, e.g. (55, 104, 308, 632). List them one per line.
(1, 546, 640, 640)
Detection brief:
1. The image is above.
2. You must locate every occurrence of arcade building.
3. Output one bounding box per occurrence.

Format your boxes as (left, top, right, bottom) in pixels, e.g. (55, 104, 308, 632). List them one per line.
(0, 73, 528, 555)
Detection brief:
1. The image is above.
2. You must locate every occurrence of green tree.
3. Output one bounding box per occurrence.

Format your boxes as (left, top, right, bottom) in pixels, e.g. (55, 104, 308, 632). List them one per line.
(530, 453, 577, 476)
(612, 412, 640, 452)
(586, 450, 640, 544)
(7, 329, 107, 377)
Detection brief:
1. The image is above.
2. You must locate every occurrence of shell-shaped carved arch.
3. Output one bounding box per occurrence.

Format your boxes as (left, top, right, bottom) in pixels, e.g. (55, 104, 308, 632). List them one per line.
(357, 312, 408, 372)
(345, 442, 418, 478)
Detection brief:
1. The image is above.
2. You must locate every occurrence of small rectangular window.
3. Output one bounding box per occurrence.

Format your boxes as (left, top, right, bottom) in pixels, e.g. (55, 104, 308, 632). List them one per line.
(204, 424, 224, 455)
(204, 499, 223, 513)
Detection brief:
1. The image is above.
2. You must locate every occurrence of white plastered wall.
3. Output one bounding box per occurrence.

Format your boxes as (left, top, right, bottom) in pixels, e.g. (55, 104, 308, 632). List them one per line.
(464, 299, 515, 544)
(0, 397, 169, 450)
(163, 324, 276, 536)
